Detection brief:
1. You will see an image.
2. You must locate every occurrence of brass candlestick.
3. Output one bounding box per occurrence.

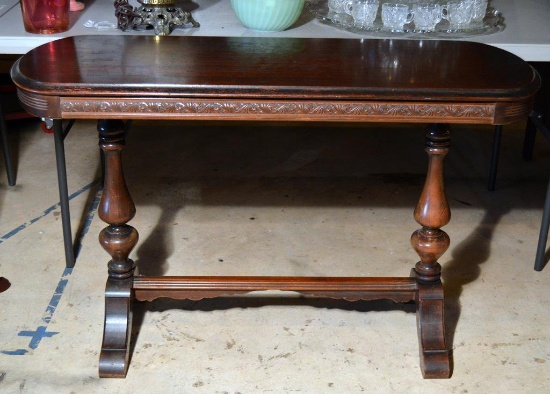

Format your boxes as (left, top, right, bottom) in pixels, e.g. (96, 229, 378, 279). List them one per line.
(114, 0, 200, 36)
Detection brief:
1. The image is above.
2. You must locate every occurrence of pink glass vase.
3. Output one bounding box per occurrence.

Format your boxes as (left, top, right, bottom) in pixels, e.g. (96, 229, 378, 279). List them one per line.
(20, 0, 70, 34)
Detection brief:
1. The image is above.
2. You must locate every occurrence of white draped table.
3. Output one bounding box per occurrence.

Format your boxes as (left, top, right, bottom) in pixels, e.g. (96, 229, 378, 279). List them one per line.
(0, 0, 548, 61)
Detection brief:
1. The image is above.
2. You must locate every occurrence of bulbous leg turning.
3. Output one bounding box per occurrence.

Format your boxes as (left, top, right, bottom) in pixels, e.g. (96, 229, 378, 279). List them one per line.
(97, 120, 138, 378)
(412, 124, 452, 378)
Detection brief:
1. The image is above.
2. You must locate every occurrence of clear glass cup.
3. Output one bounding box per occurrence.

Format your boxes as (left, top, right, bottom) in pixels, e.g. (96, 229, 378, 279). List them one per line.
(443, 0, 474, 30)
(471, 0, 488, 24)
(382, 3, 413, 31)
(328, 0, 353, 23)
(329, 0, 352, 14)
(412, 3, 443, 31)
(348, 0, 380, 28)
(20, 0, 70, 34)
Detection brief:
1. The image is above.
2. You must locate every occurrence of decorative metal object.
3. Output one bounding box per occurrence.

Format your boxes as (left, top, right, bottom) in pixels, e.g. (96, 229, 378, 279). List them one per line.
(114, 0, 199, 36)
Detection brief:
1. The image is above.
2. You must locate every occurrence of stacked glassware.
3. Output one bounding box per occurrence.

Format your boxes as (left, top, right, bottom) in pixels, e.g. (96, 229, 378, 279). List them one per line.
(307, 0, 503, 37)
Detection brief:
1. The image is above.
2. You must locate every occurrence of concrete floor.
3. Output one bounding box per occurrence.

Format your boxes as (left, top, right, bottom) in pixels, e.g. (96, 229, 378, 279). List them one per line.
(1, 118, 549, 392)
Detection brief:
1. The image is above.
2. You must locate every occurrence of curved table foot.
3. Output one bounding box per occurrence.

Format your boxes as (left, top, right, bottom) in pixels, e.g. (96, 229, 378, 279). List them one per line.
(99, 278, 133, 378)
(416, 279, 451, 378)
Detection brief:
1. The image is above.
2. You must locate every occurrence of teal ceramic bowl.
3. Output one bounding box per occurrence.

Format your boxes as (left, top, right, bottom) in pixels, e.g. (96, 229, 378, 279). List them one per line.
(230, 0, 305, 32)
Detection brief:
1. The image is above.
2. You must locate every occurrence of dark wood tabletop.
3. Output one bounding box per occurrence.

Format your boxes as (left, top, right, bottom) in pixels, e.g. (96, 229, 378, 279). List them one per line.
(11, 35, 540, 124)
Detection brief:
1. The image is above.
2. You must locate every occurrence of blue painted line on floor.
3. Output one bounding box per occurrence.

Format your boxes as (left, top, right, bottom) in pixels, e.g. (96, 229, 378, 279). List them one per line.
(0, 268, 72, 356)
(43, 268, 73, 324)
(1, 349, 28, 355)
(74, 187, 103, 260)
(0, 180, 100, 244)
(1, 183, 103, 355)
(18, 326, 59, 350)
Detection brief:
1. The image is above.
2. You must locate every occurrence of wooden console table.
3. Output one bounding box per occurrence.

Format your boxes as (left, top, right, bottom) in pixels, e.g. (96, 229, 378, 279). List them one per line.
(11, 35, 540, 379)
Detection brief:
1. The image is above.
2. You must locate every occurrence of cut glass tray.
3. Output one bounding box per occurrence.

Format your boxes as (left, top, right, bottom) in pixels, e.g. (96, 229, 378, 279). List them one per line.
(305, 0, 505, 38)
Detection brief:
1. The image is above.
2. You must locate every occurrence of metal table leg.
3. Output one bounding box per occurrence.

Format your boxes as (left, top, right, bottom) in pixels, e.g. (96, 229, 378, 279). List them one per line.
(53, 119, 75, 268)
(487, 125, 502, 192)
(0, 99, 16, 186)
(535, 177, 550, 271)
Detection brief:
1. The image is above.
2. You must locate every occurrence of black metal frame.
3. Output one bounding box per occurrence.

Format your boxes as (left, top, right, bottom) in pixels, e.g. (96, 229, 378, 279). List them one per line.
(53, 119, 76, 268)
(526, 112, 550, 271)
(1, 97, 16, 186)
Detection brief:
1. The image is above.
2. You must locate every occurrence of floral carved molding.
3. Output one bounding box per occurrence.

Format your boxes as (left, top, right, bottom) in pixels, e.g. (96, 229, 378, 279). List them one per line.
(60, 98, 496, 120)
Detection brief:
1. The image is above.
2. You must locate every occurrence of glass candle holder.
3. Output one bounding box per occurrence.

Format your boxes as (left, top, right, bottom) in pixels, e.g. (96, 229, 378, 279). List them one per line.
(20, 0, 70, 34)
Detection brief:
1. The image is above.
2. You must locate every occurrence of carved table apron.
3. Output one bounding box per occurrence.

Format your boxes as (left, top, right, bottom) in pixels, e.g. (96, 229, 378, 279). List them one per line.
(11, 35, 540, 379)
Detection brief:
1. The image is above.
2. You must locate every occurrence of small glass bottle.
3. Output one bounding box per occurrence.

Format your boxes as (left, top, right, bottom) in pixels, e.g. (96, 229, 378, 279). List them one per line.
(20, 0, 70, 34)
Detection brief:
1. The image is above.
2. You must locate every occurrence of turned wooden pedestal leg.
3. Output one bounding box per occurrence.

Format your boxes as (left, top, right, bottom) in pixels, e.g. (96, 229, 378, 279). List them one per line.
(411, 124, 452, 378)
(94, 120, 453, 379)
(97, 120, 138, 378)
